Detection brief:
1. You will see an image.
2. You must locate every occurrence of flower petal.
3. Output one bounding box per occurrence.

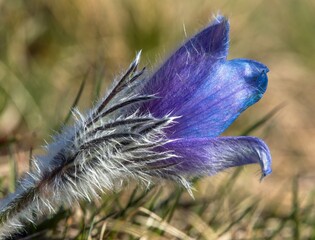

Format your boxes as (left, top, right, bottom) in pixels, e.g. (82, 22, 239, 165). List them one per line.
(188, 15, 229, 59)
(141, 16, 229, 117)
(140, 16, 269, 138)
(168, 59, 269, 137)
(157, 136, 272, 179)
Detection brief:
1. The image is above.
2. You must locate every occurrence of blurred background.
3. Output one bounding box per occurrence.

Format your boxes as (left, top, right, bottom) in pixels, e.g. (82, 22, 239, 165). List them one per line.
(0, 0, 314, 239)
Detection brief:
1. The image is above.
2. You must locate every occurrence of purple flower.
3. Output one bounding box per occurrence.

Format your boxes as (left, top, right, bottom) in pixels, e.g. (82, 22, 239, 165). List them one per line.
(139, 16, 271, 179)
(0, 15, 271, 237)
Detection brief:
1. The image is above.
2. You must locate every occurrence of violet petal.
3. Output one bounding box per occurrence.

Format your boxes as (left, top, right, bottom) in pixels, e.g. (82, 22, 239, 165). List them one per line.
(141, 16, 229, 117)
(169, 59, 269, 137)
(157, 136, 272, 179)
(141, 16, 269, 138)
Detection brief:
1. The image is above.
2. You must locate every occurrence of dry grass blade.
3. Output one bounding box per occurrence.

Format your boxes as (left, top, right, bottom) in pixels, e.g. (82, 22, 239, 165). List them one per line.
(184, 211, 218, 240)
(104, 219, 165, 239)
(138, 207, 194, 240)
(99, 222, 107, 240)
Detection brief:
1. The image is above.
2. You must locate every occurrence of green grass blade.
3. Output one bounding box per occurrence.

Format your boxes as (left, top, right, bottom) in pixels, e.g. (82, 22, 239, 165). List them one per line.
(63, 73, 88, 125)
(242, 103, 285, 136)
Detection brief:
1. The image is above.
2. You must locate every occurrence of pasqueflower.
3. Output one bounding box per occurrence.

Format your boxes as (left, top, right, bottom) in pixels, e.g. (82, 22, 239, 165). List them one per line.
(0, 15, 271, 237)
